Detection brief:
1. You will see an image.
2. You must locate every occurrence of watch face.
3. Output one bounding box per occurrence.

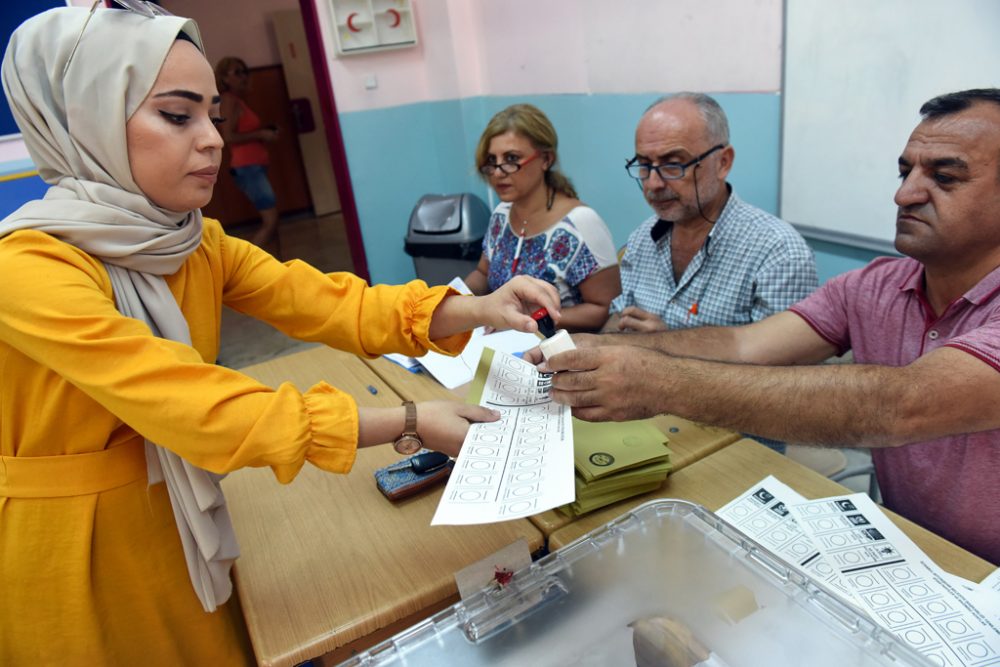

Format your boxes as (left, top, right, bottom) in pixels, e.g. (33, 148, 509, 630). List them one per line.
(394, 435, 422, 455)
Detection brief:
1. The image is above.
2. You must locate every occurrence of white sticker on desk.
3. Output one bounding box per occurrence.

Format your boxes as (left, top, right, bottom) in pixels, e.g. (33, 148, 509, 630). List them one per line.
(789, 493, 1000, 666)
(431, 350, 573, 525)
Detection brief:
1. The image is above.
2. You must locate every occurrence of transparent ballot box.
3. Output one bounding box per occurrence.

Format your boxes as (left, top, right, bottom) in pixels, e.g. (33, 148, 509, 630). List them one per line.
(339, 500, 933, 666)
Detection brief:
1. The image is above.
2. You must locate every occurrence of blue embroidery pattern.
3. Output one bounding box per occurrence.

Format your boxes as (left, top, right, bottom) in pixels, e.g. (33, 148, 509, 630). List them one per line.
(483, 210, 603, 304)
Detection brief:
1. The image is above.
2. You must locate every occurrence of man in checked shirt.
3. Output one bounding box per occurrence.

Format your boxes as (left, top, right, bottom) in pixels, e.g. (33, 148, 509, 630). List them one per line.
(605, 92, 817, 333)
(539, 89, 1000, 565)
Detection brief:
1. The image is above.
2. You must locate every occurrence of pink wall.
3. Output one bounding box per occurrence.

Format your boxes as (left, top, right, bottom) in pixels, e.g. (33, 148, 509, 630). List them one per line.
(161, 0, 300, 68)
(2, 0, 783, 165)
(313, 0, 465, 113)
(318, 0, 783, 113)
(1, 0, 300, 167)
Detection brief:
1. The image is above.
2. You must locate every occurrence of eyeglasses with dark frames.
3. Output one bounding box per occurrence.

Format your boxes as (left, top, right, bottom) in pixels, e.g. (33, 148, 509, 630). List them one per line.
(64, 0, 174, 76)
(479, 152, 542, 177)
(625, 144, 726, 183)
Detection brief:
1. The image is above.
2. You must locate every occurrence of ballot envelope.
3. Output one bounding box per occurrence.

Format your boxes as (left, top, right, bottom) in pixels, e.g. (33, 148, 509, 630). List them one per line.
(337, 500, 934, 667)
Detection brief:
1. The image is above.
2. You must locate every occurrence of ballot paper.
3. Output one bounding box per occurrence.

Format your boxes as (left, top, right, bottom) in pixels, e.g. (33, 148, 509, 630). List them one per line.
(789, 493, 1000, 666)
(722, 478, 1000, 664)
(973, 569, 1000, 626)
(386, 277, 542, 388)
(417, 327, 542, 389)
(983, 569, 1000, 595)
(717, 476, 858, 602)
(431, 349, 574, 525)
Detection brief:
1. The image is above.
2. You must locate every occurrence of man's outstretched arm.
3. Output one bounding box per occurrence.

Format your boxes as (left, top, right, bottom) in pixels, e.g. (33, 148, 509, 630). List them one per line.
(546, 343, 1000, 448)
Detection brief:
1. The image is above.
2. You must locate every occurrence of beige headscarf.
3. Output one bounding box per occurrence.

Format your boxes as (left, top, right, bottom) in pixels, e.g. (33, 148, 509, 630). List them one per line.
(1, 7, 238, 613)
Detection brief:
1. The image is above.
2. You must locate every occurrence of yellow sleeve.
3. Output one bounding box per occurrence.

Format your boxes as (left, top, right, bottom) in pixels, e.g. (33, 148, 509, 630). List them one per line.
(216, 227, 471, 358)
(0, 230, 357, 482)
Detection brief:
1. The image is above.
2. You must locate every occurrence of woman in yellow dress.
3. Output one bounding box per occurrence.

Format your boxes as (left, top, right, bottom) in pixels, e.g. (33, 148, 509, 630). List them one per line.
(0, 6, 559, 664)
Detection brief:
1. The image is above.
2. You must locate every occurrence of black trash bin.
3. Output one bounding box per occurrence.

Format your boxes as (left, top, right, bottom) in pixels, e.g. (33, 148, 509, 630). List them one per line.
(404, 193, 490, 286)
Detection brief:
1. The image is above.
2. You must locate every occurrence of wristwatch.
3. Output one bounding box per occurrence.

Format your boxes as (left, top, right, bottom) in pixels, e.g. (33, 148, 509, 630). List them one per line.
(393, 400, 423, 455)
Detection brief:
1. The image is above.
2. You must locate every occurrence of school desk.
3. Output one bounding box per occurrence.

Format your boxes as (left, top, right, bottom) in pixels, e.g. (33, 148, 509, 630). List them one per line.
(549, 438, 994, 583)
(362, 355, 742, 537)
(223, 347, 544, 667)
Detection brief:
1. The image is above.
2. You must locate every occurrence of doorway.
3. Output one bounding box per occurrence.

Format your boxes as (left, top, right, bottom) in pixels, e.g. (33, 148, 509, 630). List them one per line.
(160, 0, 369, 281)
(158, 0, 370, 366)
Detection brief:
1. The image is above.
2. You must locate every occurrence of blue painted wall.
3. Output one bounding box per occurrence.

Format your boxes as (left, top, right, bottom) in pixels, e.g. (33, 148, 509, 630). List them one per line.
(0, 91, 886, 287)
(807, 238, 891, 284)
(340, 91, 783, 285)
(0, 170, 46, 218)
(337, 100, 481, 284)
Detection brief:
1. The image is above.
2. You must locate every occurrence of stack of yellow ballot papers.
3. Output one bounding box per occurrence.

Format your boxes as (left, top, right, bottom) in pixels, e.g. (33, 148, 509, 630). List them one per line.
(560, 419, 672, 517)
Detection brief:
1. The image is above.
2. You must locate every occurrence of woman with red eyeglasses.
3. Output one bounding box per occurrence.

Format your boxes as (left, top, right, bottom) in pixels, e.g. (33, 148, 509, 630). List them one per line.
(465, 104, 620, 332)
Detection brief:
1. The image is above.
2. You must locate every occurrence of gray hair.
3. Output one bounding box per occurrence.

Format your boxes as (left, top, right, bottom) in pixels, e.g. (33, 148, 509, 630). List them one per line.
(645, 92, 730, 145)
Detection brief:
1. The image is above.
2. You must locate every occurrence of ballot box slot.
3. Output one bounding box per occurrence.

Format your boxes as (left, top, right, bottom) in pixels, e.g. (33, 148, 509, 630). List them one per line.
(460, 574, 568, 644)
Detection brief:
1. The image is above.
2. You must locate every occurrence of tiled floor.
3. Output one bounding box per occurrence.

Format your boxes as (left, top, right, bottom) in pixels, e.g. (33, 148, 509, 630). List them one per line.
(217, 213, 878, 495)
(217, 211, 354, 370)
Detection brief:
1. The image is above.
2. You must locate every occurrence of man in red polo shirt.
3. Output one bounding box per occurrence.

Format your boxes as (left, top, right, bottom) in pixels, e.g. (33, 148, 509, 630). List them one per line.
(536, 88, 1000, 565)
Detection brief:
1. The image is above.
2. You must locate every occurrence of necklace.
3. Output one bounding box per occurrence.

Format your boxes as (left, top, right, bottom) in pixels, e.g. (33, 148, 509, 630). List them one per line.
(511, 201, 544, 236)
(511, 217, 528, 274)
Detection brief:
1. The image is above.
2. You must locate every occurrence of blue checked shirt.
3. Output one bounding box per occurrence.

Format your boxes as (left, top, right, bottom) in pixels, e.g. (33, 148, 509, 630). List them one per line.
(610, 189, 818, 327)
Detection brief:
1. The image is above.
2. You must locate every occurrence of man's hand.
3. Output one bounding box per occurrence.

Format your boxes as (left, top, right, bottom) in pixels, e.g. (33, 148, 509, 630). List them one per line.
(545, 346, 669, 421)
(617, 306, 668, 333)
(415, 401, 500, 457)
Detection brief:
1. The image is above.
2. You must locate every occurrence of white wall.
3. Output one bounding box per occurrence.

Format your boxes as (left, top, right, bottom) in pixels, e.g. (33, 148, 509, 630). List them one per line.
(782, 0, 1000, 246)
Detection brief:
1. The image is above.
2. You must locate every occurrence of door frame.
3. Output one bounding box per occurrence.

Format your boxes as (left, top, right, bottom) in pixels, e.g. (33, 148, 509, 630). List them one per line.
(297, 0, 370, 282)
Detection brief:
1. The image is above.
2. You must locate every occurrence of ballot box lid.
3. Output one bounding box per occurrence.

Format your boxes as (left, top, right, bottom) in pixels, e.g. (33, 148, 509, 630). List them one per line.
(337, 500, 933, 667)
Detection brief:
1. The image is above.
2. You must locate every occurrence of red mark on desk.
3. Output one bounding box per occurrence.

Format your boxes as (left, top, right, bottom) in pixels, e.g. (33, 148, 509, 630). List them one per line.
(493, 566, 514, 587)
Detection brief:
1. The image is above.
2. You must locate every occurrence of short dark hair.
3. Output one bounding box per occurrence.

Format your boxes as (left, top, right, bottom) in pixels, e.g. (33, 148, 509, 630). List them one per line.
(919, 88, 1000, 120)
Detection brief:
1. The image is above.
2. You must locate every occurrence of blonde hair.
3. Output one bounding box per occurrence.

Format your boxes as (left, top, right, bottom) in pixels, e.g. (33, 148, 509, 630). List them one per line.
(214, 56, 246, 93)
(475, 104, 577, 201)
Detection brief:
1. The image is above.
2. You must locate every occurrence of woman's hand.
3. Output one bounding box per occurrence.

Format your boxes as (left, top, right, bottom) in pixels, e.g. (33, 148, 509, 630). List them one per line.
(415, 401, 500, 457)
(477, 275, 561, 334)
(429, 275, 561, 339)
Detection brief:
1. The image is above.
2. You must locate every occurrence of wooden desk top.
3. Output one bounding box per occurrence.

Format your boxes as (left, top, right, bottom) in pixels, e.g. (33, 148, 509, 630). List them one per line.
(364, 355, 743, 538)
(362, 356, 460, 402)
(224, 347, 544, 667)
(529, 413, 742, 537)
(549, 438, 993, 582)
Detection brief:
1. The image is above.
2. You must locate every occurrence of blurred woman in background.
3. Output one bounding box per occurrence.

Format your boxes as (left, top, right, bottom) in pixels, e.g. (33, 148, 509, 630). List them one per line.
(216, 56, 282, 254)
